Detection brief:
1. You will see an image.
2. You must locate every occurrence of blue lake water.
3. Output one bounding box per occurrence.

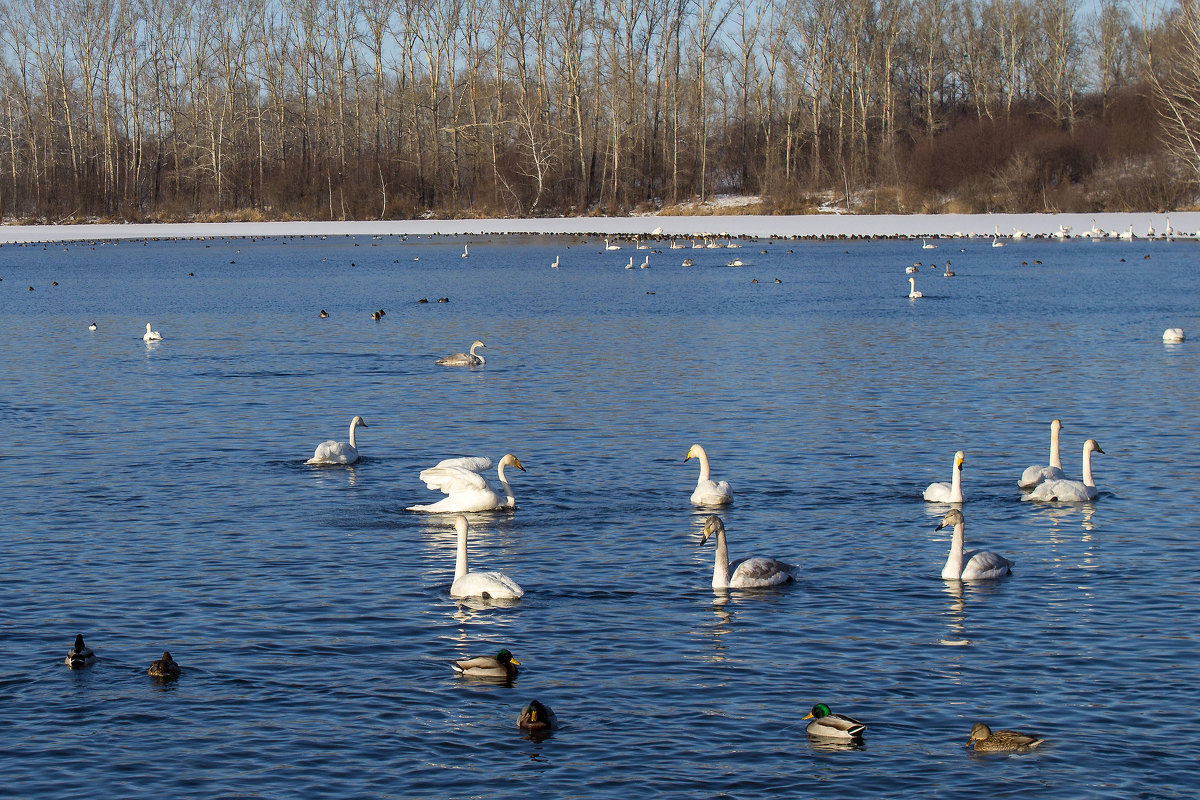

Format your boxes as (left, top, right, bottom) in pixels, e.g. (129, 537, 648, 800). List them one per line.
(1, 232, 1198, 798)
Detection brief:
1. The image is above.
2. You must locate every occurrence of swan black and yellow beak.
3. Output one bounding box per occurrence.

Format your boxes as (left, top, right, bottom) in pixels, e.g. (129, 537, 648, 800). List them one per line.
(513, 457, 526, 472)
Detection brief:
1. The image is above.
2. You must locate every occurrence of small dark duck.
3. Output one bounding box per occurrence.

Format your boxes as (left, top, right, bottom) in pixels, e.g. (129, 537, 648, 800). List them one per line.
(65, 634, 96, 669)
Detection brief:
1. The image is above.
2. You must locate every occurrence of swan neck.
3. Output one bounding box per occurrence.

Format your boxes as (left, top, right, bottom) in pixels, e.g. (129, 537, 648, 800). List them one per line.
(1081, 447, 1095, 486)
(348, 419, 359, 448)
(713, 528, 731, 588)
(1049, 426, 1061, 469)
(693, 448, 711, 482)
(455, 523, 468, 581)
(497, 463, 516, 506)
(950, 459, 962, 501)
(942, 522, 965, 579)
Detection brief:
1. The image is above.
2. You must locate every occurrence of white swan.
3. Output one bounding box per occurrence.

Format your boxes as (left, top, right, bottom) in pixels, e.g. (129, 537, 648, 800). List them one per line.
(991, 236, 1004, 248)
(922, 239, 937, 249)
(923, 450, 965, 503)
(605, 238, 621, 251)
(906, 265, 919, 274)
(908, 276, 923, 299)
(408, 453, 525, 512)
(936, 508, 1012, 581)
(640, 255, 650, 269)
(1054, 224, 1072, 240)
(436, 340, 486, 366)
(1118, 225, 1134, 241)
(1163, 327, 1185, 343)
(306, 415, 368, 465)
(1018, 419, 1066, 489)
(551, 255, 560, 268)
(1023, 439, 1105, 502)
(143, 322, 162, 341)
(701, 515, 797, 589)
(461, 243, 470, 258)
(625, 257, 634, 269)
(449, 515, 524, 599)
(685, 444, 733, 506)
(1012, 227, 1028, 239)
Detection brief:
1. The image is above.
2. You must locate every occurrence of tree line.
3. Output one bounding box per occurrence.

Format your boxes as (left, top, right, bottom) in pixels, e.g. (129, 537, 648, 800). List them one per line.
(0, 0, 1197, 222)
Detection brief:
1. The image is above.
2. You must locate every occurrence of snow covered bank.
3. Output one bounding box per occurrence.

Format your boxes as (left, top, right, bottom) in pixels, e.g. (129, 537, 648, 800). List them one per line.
(2, 212, 1198, 243)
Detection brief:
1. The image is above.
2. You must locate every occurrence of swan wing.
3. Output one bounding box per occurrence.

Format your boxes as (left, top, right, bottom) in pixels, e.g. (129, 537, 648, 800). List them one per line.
(433, 456, 493, 473)
(307, 441, 358, 464)
(729, 556, 797, 588)
(922, 481, 953, 502)
(452, 571, 524, 599)
(419, 465, 491, 494)
(1022, 479, 1092, 503)
(691, 479, 733, 506)
(960, 549, 1013, 580)
(1019, 464, 1065, 489)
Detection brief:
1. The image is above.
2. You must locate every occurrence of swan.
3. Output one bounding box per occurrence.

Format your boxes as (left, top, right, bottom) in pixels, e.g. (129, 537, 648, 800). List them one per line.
(936, 508, 1012, 580)
(551, 255, 560, 268)
(1023, 439, 1105, 502)
(1054, 224, 1071, 239)
(908, 276, 923, 299)
(922, 239, 937, 249)
(635, 236, 649, 250)
(1163, 327, 1185, 343)
(670, 240, 685, 249)
(1019, 419, 1066, 489)
(991, 236, 1004, 248)
(1119, 225, 1134, 241)
(306, 415, 368, 465)
(968, 722, 1044, 752)
(625, 257, 634, 269)
(923, 450, 965, 503)
(1148, 220, 1156, 238)
(701, 516, 796, 589)
(640, 255, 650, 268)
(451, 648, 520, 680)
(448, 515, 524, 599)
(605, 238, 621, 251)
(518, 700, 557, 731)
(682, 258, 694, 267)
(461, 243, 470, 257)
(1165, 218, 1173, 239)
(148, 651, 181, 679)
(1012, 227, 1028, 239)
(407, 453, 525, 512)
(803, 703, 866, 739)
(685, 444, 733, 506)
(943, 260, 955, 277)
(143, 322, 162, 341)
(65, 634, 95, 668)
(436, 340, 486, 366)
(1089, 219, 1105, 238)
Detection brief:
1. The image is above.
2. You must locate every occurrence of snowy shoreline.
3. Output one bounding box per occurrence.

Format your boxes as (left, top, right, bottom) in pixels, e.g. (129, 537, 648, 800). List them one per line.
(2, 211, 1198, 243)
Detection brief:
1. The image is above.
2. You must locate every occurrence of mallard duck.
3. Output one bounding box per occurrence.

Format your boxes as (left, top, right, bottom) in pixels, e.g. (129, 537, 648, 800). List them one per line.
(450, 649, 520, 680)
(968, 722, 1045, 752)
(65, 634, 95, 668)
(803, 703, 866, 739)
(518, 700, 557, 730)
(148, 651, 181, 679)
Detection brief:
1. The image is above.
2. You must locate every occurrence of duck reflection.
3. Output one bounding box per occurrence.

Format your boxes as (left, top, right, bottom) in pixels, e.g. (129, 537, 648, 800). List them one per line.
(806, 735, 867, 753)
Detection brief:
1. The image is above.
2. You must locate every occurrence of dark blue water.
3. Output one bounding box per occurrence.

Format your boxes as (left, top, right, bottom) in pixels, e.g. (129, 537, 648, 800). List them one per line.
(2, 233, 1198, 798)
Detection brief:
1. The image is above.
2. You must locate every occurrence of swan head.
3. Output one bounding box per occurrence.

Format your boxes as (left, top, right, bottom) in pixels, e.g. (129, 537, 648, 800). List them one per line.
(803, 703, 833, 721)
(499, 453, 525, 471)
(350, 415, 368, 429)
(954, 451, 965, 469)
(1084, 439, 1104, 455)
(470, 340, 486, 350)
(700, 515, 725, 545)
(684, 444, 706, 461)
(936, 508, 965, 531)
(1051, 419, 1062, 431)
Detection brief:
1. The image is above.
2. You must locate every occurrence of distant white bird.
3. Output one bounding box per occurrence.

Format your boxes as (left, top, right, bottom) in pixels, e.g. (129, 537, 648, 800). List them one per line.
(436, 340, 486, 366)
(700, 515, 797, 590)
(1147, 220, 1156, 238)
(640, 255, 650, 269)
(922, 239, 937, 249)
(991, 236, 1004, 248)
(551, 255, 560, 268)
(1019, 419, 1065, 490)
(1054, 224, 1072, 240)
(88, 322, 97, 331)
(143, 322, 162, 341)
(685, 444, 733, 506)
(1118, 225, 1134, 241)
(1163, 327, 1185, 343)
(307, 415, 368, 465)
(625, 257, 634, 269)
(1023, 439, 1105, 503)
(408, 453, 526, 512)
(924, 450, 965, 503)
(605, 238, 621, 251)
(448, 515, 524, 600)
(908, 276, 923, 299)
(462, 243, 470, 258)
(1012, 227, 1028, 239)
(936, 508, 1012, 581)
(906, 265, 919, 274)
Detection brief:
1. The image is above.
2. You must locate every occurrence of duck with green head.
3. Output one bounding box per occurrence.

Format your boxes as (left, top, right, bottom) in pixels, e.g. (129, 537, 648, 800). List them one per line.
(518, 700, 557, 731)
(450, 649, 520, 680)
(803, 703, 866, 739)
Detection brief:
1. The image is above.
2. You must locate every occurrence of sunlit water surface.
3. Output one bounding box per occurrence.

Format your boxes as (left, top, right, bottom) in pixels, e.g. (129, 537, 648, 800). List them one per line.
(2, 233, 1198, 798)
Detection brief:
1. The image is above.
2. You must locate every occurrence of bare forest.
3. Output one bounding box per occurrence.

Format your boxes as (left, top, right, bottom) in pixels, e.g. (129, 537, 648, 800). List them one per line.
(1, 0, 1198, 222)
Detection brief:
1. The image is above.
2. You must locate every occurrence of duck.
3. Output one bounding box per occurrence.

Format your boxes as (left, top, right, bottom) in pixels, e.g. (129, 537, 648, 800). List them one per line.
(319, 309, 329, 318)
(968, 722, 1045, 752)
(436, 339, 486, 366)
(143, 322, 162, 341)
(65, 634, 96, 668)
(906, 265, 919, 274)
(1023, 439, 1105, 502)
(306, 415, 368, 465)
(701, 515, 797, 590)
(803, 703, 866, 739)
(148, 651, 181, 679)
(88, 322, 97, 331)
(937, 508, 1012, 580)
(908, 276, 923, 298)
(451, 648, 520, 680)
(407, 453, 525, 512)
(518, 700, 558, 731)
(923, 450, 965, 503)
(448, 515, 524, 600)
(685, 444, 733, 506)
(1163, 327, 1185, 343)
(1019, 419, 1066, 489)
